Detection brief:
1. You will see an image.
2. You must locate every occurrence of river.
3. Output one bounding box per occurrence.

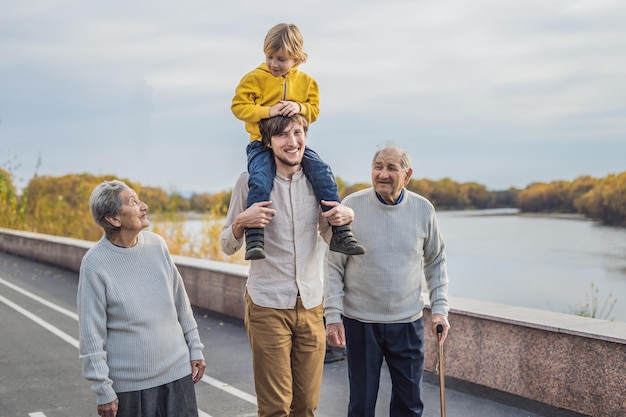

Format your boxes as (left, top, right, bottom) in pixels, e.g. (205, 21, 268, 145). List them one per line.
(437, 209, 626, 323)
(173, 209, 626, 323)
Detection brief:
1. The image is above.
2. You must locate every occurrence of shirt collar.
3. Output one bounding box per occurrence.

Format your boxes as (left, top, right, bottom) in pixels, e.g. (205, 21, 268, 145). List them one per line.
(376, 188, 405, 205)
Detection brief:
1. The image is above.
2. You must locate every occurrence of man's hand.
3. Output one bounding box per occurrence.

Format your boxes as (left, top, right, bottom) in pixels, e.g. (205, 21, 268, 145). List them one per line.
(191, 359, 206, 384)
(431, 313, 450, 346)
(326, 322, 346, 347)
(97, 398, 119, 417)
(232, 201, 277, 238)
(321, 200, 355, 226)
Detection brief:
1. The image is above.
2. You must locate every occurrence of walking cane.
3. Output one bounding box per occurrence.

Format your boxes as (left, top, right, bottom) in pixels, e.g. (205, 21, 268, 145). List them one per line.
(436, 324, 446, 417)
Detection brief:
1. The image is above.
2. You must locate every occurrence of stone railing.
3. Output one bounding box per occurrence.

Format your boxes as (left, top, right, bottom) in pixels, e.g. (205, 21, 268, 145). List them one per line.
(1, 228, 624, 416)
(0, 228, 249, 319)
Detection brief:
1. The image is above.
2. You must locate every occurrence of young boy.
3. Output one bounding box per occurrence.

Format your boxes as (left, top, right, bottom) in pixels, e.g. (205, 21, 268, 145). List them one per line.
(232, 23, 365, 260)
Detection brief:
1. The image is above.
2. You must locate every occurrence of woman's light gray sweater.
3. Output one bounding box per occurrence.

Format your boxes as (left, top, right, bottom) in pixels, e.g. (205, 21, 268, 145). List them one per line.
(77, 231, 204, 405)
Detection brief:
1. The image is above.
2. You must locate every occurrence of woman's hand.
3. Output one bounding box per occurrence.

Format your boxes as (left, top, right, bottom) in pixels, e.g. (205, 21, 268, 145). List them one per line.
(97, 398, 119, 417)
(191, 359, 207, 384)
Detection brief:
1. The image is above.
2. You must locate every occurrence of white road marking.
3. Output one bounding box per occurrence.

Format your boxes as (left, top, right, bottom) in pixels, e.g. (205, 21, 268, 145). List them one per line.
(0, 277, 79, 320)
(0, 294, 80, 348)
(0, 275, 258, 414)
(201, 375, 257, 405)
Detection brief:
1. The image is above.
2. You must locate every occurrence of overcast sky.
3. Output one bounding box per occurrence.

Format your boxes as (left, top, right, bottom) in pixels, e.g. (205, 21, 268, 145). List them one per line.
(1, 0, 625, 195)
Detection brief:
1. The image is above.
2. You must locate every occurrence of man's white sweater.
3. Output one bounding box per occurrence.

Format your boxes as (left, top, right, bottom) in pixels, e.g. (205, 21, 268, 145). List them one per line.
(324, 188, 449, 324)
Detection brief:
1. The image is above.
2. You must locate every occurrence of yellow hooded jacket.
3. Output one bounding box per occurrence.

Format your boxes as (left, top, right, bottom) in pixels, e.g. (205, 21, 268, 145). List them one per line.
(232, 62, 320, 142)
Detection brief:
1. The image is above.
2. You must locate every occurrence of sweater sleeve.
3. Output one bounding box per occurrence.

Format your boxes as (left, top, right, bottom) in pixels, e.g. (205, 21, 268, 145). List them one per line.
(220, 173, 248, 255)
(231, 72, 271, 123)
(298, 77, 320, 124)
(323, 248, 349, 324)
(170, 259, 205, 361)
(423, 209, 450, 316)
(77, 262, 118, 405)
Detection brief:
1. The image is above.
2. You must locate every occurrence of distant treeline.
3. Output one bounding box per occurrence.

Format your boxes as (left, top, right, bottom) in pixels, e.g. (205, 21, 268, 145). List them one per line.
(0, 171, 232, 241)
(1, 170, 625, 244)
(340, 178, 518, 210)
(516, 173, 626, 226)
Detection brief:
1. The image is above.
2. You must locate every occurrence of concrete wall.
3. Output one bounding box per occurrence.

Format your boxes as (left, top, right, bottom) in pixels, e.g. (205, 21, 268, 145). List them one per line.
(1, 228, 625, 416)
(0, 228, 249, 319)
(422, 303, 626, 417)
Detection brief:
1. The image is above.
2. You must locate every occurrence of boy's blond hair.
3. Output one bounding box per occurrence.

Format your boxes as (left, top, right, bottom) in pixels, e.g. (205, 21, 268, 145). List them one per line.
(264, 23, 308, 66)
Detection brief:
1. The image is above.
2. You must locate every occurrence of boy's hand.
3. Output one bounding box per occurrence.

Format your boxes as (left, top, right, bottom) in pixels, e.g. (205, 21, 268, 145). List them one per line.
(272, 100, 301, 117)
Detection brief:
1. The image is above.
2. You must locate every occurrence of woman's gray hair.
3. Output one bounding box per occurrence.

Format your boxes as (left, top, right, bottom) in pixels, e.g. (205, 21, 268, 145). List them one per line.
(89, 180, 130, 236)
(372, 142, 411, 172)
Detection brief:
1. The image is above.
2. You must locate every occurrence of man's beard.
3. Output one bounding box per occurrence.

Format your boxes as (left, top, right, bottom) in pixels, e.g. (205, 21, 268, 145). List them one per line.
(274, 154, 301, 167)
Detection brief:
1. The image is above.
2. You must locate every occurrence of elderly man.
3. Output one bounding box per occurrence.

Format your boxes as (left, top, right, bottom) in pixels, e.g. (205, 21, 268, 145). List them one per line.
(220, 114, 356, 417)
(324, 144, 450, 417)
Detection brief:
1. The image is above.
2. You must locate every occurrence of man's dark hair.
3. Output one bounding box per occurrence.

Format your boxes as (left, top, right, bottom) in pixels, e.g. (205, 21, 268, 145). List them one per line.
(259, 114, 309, 148)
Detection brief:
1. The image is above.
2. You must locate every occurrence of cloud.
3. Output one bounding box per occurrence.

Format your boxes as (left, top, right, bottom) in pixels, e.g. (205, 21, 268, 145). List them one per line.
(1, 0, 625, 193)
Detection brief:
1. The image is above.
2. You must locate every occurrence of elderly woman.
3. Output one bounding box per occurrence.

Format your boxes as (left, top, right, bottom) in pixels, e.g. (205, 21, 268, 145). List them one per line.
(78, 180, 206, 417)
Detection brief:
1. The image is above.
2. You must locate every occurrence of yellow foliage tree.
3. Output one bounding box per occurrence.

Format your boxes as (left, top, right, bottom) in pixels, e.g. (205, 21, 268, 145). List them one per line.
(140, 187, 170, 213)
(0, 168, 23, 229)
(576, 172, 626, 226)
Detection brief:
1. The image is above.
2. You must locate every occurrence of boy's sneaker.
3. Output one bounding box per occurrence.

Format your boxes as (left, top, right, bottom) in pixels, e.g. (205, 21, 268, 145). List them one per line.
(330, 224, 365, 256)
(245, 228, 265, 260)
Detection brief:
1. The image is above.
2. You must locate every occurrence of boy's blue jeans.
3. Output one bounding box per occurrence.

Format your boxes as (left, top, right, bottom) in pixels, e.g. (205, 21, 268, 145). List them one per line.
(246, 141, 340, 211)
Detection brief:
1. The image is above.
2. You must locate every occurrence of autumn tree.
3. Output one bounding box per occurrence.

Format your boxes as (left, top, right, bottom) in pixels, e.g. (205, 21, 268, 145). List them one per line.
(460, 182, 495, 209)
(516, 182, 563, 212)
(0, 168, 23, 229)
(429, 178, 470, 209)
(340, 182, 371, 199)
(568, 176, 598, 210)
(167, 192, 191, 212)
(207, 190, 232, 217)
(407, 178, 434, 200)
(576, 173, 626, 226)
(516, 173, 626, 225)
(189, 193, 213, 212)
(139, 187, 170, 213)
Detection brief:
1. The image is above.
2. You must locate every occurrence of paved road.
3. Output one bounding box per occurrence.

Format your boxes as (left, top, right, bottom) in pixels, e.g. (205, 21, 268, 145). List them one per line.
(0, 251, 584, 417)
